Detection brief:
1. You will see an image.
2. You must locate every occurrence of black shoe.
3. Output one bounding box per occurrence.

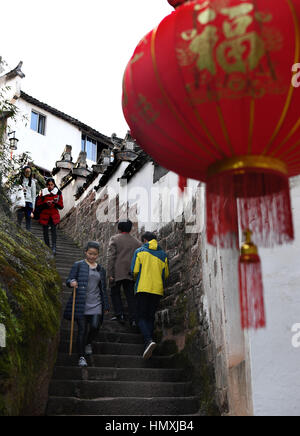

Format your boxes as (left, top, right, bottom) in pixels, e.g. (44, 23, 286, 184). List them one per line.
(130, 320, 138, 331)
(111, 314, 125, 324)
(118, 314, 125, 324)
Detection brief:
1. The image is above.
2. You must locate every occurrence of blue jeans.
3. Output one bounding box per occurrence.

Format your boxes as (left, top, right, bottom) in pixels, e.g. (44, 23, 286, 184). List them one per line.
(136, 293, 161, 345)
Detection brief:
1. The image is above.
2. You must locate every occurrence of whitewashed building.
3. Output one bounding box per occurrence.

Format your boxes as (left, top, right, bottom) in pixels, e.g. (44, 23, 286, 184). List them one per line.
(8, 90, 114, 173)
(1, 62, 114, 174)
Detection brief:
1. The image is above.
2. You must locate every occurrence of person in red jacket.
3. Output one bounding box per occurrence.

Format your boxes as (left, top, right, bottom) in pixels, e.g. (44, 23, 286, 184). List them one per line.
(36, 177, 64, 255)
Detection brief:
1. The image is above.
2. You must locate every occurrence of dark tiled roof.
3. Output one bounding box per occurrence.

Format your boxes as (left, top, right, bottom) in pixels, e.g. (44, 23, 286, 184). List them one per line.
(94, 160, 123, 191)
(120, 151, 151, 182)
(20, 91, 114, 147)
(92, 151, 152, 195)
(1, 61, 25, 81)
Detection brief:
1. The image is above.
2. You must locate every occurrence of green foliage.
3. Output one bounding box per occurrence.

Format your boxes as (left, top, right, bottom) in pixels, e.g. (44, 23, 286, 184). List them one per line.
(5, 161, 46, 192)
(0, 213, 62, 415)
(0, 58, 34, 190)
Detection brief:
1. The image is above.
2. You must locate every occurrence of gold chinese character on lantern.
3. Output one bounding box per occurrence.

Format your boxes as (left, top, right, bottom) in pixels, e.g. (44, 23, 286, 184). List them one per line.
(175, 1, 283, 102)
(179, 2, 267, 75)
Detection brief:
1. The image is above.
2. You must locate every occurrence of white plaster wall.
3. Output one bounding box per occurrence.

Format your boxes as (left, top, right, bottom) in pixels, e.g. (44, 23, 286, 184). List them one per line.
(121, 163, 201, 233)
(8, 98, 82, 171)
(60, 179, 79, 219)
(67, 161, 202, 234)
(248, 176, 300, 416)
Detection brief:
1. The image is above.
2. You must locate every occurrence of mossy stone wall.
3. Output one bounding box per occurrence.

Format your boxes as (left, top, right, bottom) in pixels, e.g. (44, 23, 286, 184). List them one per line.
(0, 210, 62, 416)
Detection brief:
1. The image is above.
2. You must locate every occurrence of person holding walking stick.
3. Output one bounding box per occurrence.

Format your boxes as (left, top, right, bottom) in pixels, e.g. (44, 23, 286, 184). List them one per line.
(63, 241, 109, 367)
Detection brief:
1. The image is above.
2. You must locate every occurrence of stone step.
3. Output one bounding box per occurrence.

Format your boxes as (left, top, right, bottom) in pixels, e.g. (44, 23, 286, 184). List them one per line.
(55, 258, 82, 264)
(52, 366, 184, 382)
(56, 353, 175, 369)
(58, 341, 144, 355)
(30, 233, 79, 244)
(29, 230, 82, 248)
(46, 396, 199, 416)
(52, 247, 83, 254)
(60, 318, 134, 334)
(49, 379, 192, 399)
(33, 222, 196, 417)
(30, 228, 72, 238)
(59, 329, 144, 344)
(55, 266, 82, 276)
(30, 244, 83, 257)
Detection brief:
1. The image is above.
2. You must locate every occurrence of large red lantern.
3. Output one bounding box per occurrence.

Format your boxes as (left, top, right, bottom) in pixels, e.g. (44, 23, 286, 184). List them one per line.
(122, 0, 300, 328)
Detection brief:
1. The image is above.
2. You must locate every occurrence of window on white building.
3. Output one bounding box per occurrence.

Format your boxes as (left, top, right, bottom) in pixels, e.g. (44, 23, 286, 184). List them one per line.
(81, 134, 97, 162)
(30, 111, 46, 135)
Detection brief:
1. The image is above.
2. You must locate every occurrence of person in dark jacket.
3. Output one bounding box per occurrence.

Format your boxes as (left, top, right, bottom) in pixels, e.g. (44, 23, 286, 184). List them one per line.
(36, 177, 63, 255)
(64, 241, 110, 367)
(107, 219, 142, 329)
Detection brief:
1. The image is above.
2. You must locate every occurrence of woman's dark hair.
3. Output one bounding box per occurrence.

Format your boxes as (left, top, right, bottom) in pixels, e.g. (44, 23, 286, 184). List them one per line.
(85, 241, 100, 252)
(142, 232, 157, 242)
(118, 219, 133, 233)
(46, 177, 56, 186)
(20, 165, 33, 187)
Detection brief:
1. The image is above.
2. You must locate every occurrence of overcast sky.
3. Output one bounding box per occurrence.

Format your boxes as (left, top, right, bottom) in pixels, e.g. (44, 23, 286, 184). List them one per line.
(1, 0, 173, 138)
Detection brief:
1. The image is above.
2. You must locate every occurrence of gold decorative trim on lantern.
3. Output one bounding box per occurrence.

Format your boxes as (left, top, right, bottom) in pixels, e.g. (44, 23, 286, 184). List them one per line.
(207, 155, 288, 178)
(240, 229, 258, 261)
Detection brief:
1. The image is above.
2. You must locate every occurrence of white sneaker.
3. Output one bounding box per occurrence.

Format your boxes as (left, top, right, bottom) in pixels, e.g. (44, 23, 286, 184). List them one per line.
(85, 344, 93, 355)
(143, 341, 157, 360)
(78, 356, 88, 367)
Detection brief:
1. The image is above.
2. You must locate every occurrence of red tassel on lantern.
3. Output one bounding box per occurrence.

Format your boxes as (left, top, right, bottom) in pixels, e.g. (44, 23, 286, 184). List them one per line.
(239, 229, 266, 330)
(206, 156, 294, 248)
(178, 175, 187, 193)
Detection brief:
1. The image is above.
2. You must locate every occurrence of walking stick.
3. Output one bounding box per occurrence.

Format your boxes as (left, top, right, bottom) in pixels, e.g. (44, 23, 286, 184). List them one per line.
(69, 285, 77, 356)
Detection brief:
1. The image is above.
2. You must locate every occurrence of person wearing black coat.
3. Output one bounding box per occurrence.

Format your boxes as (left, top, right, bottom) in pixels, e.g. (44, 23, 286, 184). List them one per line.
(64, 241, 109, 367)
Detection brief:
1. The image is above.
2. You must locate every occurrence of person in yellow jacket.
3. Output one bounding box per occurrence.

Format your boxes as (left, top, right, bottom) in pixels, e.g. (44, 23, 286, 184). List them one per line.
(131, 232, 169, 359)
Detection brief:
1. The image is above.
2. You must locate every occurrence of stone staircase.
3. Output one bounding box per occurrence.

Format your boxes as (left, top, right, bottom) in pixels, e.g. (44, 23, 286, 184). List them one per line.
(29, 220, 199, 416)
